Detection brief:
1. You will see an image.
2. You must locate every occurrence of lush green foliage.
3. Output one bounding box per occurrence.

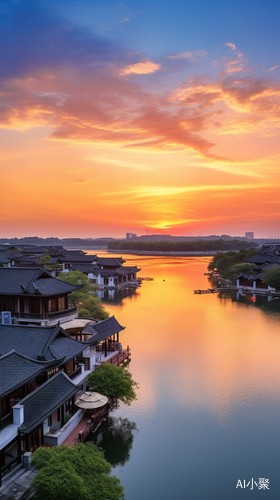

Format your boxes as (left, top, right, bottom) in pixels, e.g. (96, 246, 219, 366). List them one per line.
(263, 265, 280, 290)
(31, 443, 124, 500)
(207, 249, 257, 280)
(87, 364, 138, 405)
(108, 239, 258, 252)
(59, 269, 89, 287)
(59, 270, 109, 320)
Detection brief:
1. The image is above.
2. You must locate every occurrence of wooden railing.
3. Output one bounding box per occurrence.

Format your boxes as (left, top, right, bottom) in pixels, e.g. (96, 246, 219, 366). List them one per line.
(69, 402, 113, 446)
(102, 347, 131, 366)
(11, 306, 78, 321)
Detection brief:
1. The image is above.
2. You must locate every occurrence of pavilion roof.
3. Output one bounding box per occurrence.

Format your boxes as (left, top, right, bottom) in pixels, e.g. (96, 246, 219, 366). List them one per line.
(237, 273, 263, 280)
(59, 254, 97, 263)
(0, 268, 83, 296)
(83, 316, 125, 344)
(96, 257, 126, 266)
(115, 266, 141, 275)
(245, 255, 271, 264)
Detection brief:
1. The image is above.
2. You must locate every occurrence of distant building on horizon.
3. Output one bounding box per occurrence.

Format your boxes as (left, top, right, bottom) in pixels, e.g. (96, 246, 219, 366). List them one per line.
(126, 233, 137, 239)
(245, 232, 254, 240)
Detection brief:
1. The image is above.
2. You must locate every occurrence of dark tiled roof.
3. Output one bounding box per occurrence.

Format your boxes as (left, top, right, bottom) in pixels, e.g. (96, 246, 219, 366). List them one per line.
(255, 263, 279, 272)
(0, 324, 89, 364)
(97, 257, 126, 266)
(0, 251, 10, 264)
(69, 264, 97, 274)
(245, 255, 270, 264)
(19, 246, 46, 255)
(0, 268, 83, 296)
(64, 250, 86, 255)
(47, 246, 66, 257)
(115, 266, 141, 275)
(47, 257, 60, 264)
(19, 371, 78, 433)
(83, 316, 125, 344)
(60, 255, 97, 263)
(6, 252, 22, 260)
(267, 257, 280, 263)
(237, 273, 263, 280)
(14, 256, 42, 267)
(0, 351, 54, 398)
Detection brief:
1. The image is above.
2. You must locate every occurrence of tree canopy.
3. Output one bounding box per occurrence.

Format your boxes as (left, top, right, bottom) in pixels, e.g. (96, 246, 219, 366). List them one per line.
(207, 249, 257, 280)
(58, 270, 109, 320)
(31, 443, 124, 500)
(108, 239, 258, 252)
(263, 265, 280, 290)
(87, 364, 138, 405)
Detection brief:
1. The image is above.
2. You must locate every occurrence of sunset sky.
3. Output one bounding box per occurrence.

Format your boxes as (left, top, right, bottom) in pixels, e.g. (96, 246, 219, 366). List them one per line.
(1, 0, 280, 239)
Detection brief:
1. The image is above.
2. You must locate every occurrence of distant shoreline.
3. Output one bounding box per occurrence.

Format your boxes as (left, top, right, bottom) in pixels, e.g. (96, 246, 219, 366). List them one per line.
(107, 249, 217, 256)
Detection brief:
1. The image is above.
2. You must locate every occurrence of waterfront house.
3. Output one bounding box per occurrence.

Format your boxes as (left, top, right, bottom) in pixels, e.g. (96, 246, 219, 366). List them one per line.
(236, 273, 275, 291)
(0, 315, 129, 476)
(0, 267, 83, 326)
(59, 252, 98, 272)
(0, 322, 98, 475)
(59, 251, 141, 288)
(75, 264, 141, 288)
(244, 244, 280, 272)
(64, 315, 130, 367)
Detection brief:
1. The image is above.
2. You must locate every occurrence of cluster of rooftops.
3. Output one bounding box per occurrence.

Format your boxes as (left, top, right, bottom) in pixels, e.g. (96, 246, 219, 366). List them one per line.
(0, 245, 135, 478)
(236, 244, 280, 290)
(0, 246, 141, 289)
(243, 244, 280, 272)
(0, 316, 128, 473)
(0, 317, 125, 436)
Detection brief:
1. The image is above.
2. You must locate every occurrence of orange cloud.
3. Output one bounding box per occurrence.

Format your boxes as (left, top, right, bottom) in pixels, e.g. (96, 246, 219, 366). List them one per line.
(174, 75, 280, 137)
(0, 48, 279, 167)
(267, 65, 279, 71)
(118, 60, 161, 75)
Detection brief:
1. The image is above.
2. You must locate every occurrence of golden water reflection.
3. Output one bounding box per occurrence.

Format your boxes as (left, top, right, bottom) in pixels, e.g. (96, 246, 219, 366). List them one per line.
(93, 253, 280, 429)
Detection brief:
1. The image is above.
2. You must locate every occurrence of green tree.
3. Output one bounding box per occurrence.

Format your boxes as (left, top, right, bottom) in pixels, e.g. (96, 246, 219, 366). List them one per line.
(58, 270, 109, 320)
(228, 262, 257, 280)
(41, 254, 51, 266)
(263, 265, 280, 290)
(58, 269, 90, 287)
(31, 443, 124, 500)
(207, 249, 257, 279)
(87, 364, 138, 405)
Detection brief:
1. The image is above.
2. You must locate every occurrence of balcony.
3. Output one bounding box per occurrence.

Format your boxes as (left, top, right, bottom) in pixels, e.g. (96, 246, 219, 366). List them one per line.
(43, 409, 85, 447)
(11, 306, 78, 326)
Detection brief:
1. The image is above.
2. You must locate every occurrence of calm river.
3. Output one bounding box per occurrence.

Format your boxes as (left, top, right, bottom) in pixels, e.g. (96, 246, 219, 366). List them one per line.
(87, 252, 280, 499)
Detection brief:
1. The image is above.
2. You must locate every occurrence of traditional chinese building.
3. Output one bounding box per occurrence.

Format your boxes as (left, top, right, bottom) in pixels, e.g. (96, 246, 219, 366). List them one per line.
(0, 268, 83, 325)
(0, 323, 96, 475)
